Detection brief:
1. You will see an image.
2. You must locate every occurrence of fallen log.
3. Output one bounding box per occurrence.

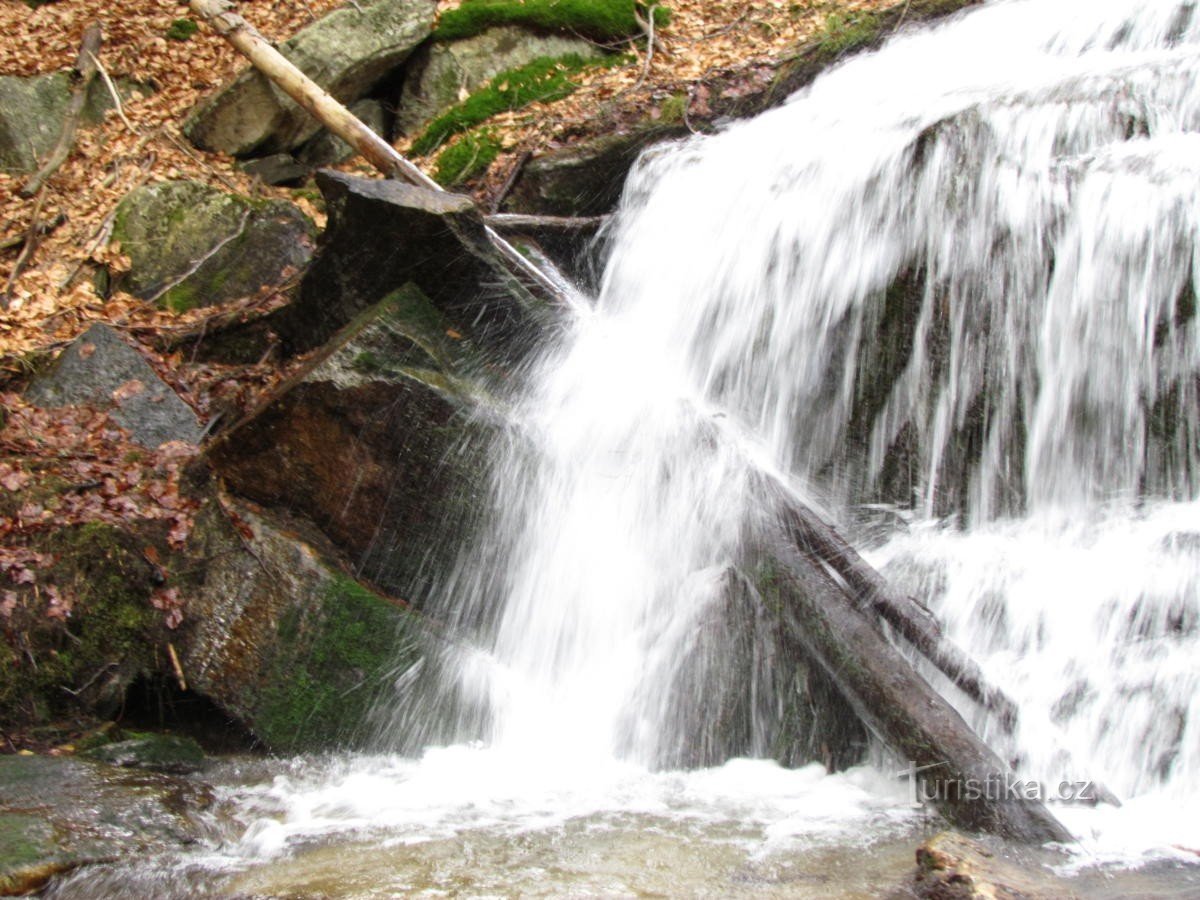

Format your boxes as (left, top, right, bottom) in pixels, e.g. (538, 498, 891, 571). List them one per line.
(766, 478, 1021, 734)
(761, 516, 1073, 843)
(20, 23, 103, 199)
(186, 0, 575, 311)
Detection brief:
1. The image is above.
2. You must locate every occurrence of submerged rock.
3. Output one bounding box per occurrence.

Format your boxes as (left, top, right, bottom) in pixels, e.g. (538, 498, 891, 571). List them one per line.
(395, 26, 605, 136)
(110, 180, 315, 312)
(0, 754, 206, 896)
(909, 831, 1078, 898)
(84, 734, 205, 775)
(184, 0, 434, 156)
(25, 323, 203, 448)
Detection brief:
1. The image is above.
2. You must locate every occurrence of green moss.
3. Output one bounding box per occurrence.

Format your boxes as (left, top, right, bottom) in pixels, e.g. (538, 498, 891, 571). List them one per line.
(657, 92, 688, 123)
(165, 18, 199, 41)
(816, 9, 883, 56)
(434, 130, 503, 187)
(0, 524, 158, 729)
(351, 350, 385, 374)
(254, 572, 420, 753)
(412, 53, 627, 155)
(435, 0, 669, 42)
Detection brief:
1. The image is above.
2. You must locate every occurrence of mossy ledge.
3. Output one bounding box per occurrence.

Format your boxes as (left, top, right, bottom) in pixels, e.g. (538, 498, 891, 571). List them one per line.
(435, 0, 669, 43)
(412, 53, 628, 156)
(434, 129, 504, 186)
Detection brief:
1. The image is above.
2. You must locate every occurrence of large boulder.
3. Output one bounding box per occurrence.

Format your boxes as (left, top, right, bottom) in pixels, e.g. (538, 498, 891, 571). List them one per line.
(395, 26, 605, 136)
(25, 323, 203, 448)
(211, 287, 493, 604)
(297, 98, 388, 168)
(276, 170, 551, 364)
(110, 180, 315, 312)
(184, 0, 435, 156)
(182, 498, 424, 752)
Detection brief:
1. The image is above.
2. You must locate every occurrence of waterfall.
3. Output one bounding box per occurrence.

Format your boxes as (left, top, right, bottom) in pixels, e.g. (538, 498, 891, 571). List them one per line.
(235, 0, 1200, 866)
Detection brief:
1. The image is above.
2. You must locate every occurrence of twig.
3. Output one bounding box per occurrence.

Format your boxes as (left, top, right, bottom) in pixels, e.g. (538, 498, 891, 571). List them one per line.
(0, 213, 66, 252)
(490, 149, 530, 214)
(88, 49, 137, 135)
(20, 23, 103, 198)
(634, 5, 660, 91)
(3, 186, 50, 306)
(60, 661, 119, 698)
(145, 207, 251, 305)
(166, 642, 188, 692)
(895, 0, 913, 31)
(160, 126, 244, 194)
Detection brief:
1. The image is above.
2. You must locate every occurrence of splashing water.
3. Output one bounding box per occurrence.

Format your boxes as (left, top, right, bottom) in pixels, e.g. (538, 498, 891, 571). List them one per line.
(166, 0, 1200, 881)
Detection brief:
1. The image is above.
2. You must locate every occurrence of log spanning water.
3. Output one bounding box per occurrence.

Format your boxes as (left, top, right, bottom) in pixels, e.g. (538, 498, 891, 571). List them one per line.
(98, 0, 1196, 879)
(374, 0, 1200, 850)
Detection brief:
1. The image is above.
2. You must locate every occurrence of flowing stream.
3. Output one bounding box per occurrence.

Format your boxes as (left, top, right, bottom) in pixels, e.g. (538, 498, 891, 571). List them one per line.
(54, 0, 1200, 894)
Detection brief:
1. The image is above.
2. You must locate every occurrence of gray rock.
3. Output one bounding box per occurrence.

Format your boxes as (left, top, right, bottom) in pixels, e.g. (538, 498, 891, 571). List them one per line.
(0, 72, 148, 174)
(297, 98, 388, 168)
(110, 180, 315, 312)
(239, 152, 309, 186)
(395, 27, 605, 136)
(84, 734, 206, 774)
(184, 0, 434, 156)
(25, 323, 203, 448)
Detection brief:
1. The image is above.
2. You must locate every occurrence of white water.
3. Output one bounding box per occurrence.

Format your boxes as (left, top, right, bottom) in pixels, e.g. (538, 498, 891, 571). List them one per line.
(220, 0, 1200, 877)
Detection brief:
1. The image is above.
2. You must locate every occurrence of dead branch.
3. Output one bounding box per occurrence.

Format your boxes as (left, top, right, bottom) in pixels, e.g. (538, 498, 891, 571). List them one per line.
(3, 186, 50, 307)
(20, 23, 103, 199)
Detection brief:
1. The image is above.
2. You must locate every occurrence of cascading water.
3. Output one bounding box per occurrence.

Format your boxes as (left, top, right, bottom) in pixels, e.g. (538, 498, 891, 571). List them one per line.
(57, 1, 1200, 892)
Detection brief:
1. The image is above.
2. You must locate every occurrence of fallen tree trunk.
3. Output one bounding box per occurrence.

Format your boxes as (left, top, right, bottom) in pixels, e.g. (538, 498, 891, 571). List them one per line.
(760, 516, 1073, 843)
(186, 0, 574, 309)
(767, 479, 1021, 733)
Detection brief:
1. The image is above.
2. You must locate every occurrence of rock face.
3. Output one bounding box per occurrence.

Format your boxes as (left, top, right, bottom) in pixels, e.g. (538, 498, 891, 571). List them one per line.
(212, 287, 492, 605)
(183, 498, 424, 752)
(25, 323, 203, 447)
(110, 180, 315, 312)
(184, 0, 435, 156)
(276, 170, 550, 363)
(395, 26, 605, 136)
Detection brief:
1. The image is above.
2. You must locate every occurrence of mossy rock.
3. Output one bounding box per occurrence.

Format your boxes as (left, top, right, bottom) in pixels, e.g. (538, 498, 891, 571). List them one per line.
(434, 0, 669, 43)
(396, 26, 606, 137)
(0, 72, 149, 174)
(110, 180, 315, 312)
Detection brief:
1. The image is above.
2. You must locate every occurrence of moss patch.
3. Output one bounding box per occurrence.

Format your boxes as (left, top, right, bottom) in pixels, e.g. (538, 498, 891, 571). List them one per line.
(0, 523, 163, 738)
(412, 53, 627, 155)
(434, 129, 503, 186)
(435, 0, 669, 42)
(254, 572, 421, 753)
(165, 18, 198, 41)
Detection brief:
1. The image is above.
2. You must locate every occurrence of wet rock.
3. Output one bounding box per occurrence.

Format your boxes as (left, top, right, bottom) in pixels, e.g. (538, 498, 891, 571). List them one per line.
(395, 27, 605, 136)
(0, 754, 205, 896)
(0, 72, 147, 174)
(211, 286, 492, 604)
(239, 152, 309, 187)
(909, 831, 1077, 899)
(184, 0, 434, 156)
(110, 180, 315, 312)
(297, 98, 388, 168)
(24, 323, 203, 448)
(182, 498, 424, 752)
(276, 170, 550, 364)
(84, 734, 205, 774)
(503, 125, 688, 217)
